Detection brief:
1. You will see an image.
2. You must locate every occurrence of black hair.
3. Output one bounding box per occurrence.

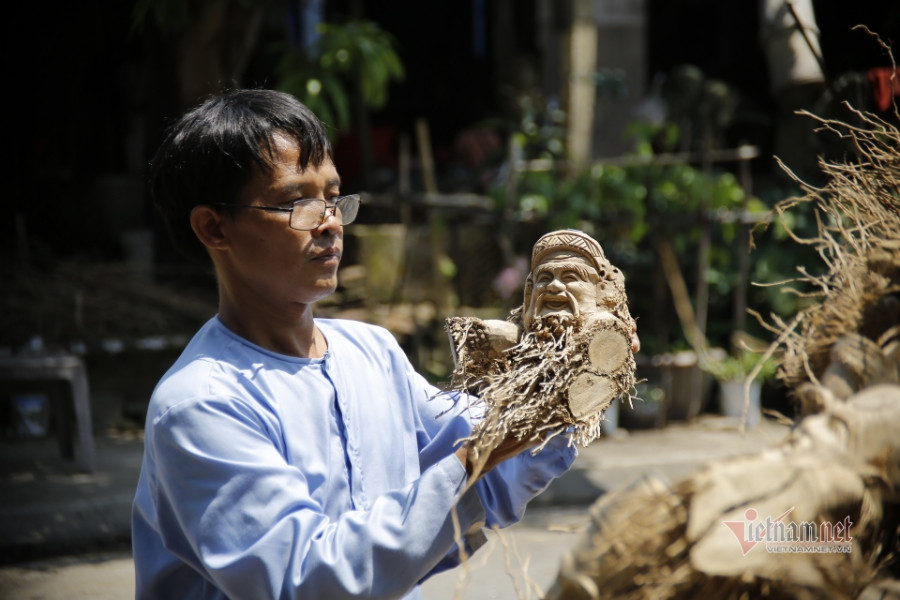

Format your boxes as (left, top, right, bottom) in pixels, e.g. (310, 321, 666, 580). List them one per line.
(149, 88, 334, 262)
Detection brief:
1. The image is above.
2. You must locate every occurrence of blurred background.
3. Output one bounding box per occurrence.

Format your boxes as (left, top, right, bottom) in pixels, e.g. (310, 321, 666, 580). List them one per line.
(3, 0, 900, 440)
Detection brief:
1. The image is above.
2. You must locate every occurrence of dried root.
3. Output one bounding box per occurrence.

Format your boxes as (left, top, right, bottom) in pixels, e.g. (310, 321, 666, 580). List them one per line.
(765, 107, 900, 397)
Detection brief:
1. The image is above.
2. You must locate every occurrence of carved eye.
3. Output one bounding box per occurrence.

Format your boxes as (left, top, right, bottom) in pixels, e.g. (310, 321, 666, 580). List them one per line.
(561, 270, 581, 283)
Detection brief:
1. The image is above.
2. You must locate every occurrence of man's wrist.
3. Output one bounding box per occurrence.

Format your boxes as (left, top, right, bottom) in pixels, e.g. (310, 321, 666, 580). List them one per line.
(455, 445, 472, 478)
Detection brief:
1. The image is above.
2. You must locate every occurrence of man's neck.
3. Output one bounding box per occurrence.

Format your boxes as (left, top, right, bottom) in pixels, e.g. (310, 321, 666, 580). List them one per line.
(217, 296, 324, 358)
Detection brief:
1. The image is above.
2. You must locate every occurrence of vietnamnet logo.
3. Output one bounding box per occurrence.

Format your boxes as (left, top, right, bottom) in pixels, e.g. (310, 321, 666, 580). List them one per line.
(723, 508, 853, 555)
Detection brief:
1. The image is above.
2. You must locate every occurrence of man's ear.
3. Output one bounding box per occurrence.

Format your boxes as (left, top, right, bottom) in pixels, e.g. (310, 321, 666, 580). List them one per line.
(190, 205, 229, 251)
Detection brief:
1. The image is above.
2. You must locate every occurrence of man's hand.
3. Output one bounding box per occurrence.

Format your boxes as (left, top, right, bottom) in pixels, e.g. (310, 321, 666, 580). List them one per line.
(455, 435, 540, 481)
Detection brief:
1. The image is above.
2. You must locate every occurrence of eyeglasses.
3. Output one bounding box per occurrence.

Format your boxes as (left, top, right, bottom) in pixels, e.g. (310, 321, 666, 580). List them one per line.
(213, 194, 361, 230)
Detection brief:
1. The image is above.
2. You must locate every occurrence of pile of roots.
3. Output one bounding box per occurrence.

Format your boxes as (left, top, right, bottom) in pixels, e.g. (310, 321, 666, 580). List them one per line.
(766, 107, 900, 399)
(545, 103, 900, 599)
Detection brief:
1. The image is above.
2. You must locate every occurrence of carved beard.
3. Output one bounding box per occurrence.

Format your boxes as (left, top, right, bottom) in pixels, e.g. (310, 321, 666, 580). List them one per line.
(445, 301, 637, 481)
(526, 313, 579, 334)
(450, 313, 612, 473)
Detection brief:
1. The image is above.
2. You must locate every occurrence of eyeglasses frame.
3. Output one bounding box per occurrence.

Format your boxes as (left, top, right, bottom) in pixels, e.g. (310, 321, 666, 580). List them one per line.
(210, 194, 361, 231)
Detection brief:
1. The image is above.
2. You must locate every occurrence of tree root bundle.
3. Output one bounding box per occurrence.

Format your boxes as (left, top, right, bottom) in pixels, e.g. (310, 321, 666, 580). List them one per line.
(447, 313, 636, 467)
(767, 107, 900, 392)
(547, 382, 900, 599)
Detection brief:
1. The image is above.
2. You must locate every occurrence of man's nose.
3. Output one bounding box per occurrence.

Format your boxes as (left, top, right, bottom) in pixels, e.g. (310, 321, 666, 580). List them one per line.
(321, 204, 340, 223)
(314, 207, 342, 235)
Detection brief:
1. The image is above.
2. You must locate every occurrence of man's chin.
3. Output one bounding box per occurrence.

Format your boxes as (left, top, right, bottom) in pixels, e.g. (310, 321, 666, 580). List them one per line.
(303, 280, 339, 304)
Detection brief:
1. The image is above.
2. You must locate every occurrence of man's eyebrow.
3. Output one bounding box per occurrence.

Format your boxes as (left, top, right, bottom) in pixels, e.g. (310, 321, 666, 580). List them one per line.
(279, 178, 342, 196)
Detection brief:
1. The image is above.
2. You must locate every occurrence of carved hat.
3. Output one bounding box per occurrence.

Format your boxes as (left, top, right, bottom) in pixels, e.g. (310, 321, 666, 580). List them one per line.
(530, 229, 608, 273)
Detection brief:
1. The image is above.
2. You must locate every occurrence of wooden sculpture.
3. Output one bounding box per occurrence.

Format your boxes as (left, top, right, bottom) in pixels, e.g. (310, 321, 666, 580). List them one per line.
(445, 229, 638, 474)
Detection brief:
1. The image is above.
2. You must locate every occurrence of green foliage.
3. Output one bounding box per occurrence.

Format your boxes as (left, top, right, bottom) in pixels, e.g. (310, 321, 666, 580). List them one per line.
(703, 350, 777, 382)
(744, 187, 824, 319)
(506, 142, 751, 253)
(494, 111, 812, 353)
(275, 20, 405, 133)
(276, 52, 352, 132)
(131, 0, 258, 35)
(512, 93, 567, 160)
(129, 1, 403, 139)
(317, 21, 405, 109)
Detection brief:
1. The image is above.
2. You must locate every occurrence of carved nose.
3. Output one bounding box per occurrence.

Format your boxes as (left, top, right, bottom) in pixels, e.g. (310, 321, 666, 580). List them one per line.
(547, 279, 566, 293)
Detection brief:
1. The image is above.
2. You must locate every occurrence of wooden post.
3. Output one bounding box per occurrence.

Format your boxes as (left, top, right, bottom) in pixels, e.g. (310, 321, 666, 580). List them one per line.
(694, 131, 713, 339)
(398, 133, 412, 226)
(732, 156, 753, 334)
(415, 118, 438, 195)
(563, 0, 597, 169)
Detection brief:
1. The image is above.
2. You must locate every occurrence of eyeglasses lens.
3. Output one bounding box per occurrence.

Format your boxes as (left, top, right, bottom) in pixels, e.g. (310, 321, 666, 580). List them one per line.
(290, 196, 360, 230)
(336, 196, 359, 225)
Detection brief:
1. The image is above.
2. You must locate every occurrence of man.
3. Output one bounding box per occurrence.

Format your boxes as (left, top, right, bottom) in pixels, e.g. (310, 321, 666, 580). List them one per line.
(131, 89, 576, 600)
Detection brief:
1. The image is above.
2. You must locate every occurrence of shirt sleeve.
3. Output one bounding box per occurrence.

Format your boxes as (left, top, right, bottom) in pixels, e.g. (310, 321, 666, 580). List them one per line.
(475, 433, 577, 527)
(145, 394, 487, 600)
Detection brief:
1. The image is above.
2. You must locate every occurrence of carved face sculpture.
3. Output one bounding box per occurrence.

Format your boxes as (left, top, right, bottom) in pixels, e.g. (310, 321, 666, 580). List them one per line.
(522, 251, 600, 328)
(521, 230, 619, 330)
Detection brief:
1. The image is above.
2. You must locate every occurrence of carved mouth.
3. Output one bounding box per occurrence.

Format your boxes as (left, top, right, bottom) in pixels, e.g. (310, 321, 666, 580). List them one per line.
(538, 295, 575, 315)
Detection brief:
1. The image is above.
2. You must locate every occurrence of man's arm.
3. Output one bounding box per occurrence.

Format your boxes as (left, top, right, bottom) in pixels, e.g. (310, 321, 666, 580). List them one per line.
(143, 395, 486, 600)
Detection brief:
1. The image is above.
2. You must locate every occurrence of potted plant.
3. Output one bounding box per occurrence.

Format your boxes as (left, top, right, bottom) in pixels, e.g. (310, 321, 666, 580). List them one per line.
(703, 349, 777, 427)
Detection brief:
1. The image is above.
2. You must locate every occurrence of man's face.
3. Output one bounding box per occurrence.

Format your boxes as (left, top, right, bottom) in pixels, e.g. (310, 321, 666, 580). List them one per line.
(523, 251, 600, 328)
(216, 135, 344, 310)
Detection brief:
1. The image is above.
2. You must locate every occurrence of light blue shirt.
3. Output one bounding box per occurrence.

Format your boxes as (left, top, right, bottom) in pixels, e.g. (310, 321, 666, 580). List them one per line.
(132, 317, 576, 599)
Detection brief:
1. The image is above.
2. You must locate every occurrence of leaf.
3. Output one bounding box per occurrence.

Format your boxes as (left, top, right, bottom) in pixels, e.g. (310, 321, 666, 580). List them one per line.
(320, 75, 351, 130)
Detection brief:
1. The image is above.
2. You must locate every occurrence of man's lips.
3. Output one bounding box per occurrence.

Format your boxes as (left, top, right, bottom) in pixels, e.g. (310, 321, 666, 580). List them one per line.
(312, 248, 342, 263)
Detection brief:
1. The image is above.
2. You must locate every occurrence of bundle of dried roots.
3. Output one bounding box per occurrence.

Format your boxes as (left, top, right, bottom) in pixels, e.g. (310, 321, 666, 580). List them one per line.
(447, 312, 636, 472)
(761, 105, 900, 403)
(547, 379, 900, 599)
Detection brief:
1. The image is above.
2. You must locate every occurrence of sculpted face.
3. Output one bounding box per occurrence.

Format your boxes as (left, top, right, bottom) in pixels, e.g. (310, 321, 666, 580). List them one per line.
(523, 250, 600, 329)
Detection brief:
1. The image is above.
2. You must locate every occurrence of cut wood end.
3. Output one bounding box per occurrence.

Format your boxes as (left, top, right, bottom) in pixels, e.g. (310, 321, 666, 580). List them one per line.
(568, 373, 616, 419)
(587, 327, 631, 373)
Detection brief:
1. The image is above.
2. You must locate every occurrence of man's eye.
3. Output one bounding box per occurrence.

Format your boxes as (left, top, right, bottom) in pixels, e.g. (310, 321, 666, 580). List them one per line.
(562, 271, 580, 282)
